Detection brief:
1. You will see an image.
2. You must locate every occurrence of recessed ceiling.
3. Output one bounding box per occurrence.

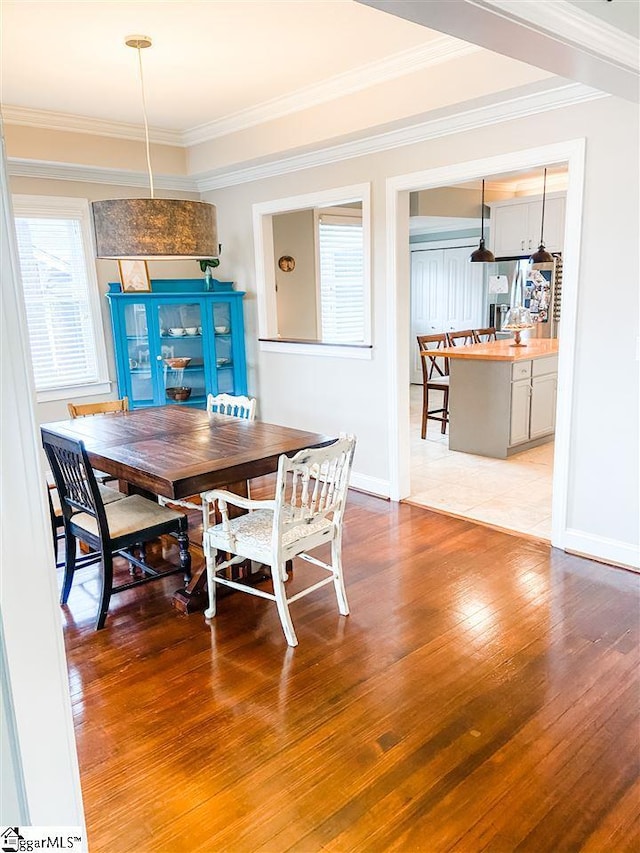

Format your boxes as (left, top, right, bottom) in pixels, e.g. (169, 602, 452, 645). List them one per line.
(0, 0, 452, 132)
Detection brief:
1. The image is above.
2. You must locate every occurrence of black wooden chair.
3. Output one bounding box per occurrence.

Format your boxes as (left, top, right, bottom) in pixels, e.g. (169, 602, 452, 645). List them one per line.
(42, 429, 191, 630)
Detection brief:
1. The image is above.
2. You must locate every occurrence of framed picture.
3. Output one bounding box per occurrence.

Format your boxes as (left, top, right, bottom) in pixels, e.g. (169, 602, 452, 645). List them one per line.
(278, 255, 295, 272)
(118, 259, 151, 292)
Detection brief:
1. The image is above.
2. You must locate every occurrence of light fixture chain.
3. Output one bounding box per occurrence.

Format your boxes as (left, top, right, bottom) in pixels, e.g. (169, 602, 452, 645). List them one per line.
(136, 45, 154, 199)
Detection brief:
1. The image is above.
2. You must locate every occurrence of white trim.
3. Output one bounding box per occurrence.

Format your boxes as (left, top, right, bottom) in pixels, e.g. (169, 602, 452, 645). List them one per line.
(184, 37, 479, 145)
(5, 82, 604, 195)
(385, 139, 586, 560)
(1, 136, 86, 828)
(349, 472, 391, 498)
(474, 0, 640, 71)
(409, 216, 481, 235)
(195, 81, 604, 191)
(411, 237, 479, 251)
(259, 340, 373, 360)
(7, 158, 197, 192)
(2, 105, 182, 145)
(563, 529, 640, 571)
(253, 183, 372, 346)
(11, 194, 111, 394)
(36, 380, 113, 403)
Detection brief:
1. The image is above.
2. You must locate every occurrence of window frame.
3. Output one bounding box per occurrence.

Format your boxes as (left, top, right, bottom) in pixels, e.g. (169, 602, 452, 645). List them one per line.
(253, 183, 372, 359)
(12, 194, 111, 402)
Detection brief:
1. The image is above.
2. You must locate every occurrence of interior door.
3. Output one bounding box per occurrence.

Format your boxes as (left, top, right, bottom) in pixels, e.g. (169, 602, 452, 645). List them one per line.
(441, 246, 485, 334)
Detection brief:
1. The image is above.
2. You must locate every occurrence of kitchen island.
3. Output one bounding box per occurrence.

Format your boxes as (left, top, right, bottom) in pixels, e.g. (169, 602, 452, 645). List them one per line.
(433, 338, 559, 458)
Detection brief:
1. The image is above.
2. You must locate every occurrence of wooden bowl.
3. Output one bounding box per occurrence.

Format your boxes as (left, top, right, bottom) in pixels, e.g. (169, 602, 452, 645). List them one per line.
(166, 386, 192, 401)
(164, 357, 191, 369)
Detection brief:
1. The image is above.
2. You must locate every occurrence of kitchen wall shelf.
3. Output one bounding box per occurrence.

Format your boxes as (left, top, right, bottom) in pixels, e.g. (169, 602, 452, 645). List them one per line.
(107, 279, 247, 410)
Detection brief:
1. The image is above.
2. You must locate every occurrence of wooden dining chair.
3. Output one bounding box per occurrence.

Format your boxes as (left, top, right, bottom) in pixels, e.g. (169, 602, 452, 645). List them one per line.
(42, 429, 191, 630)
(207, 393, 256, 421)
(47, 478, 124, 568)
(67, 397, 129, 418)
(473, 326, 497, 343)
(67, 397, 130, 484)
(446, 329, 475, 347)
(417, 334, 450, 438)
(202, 435, 356, 647)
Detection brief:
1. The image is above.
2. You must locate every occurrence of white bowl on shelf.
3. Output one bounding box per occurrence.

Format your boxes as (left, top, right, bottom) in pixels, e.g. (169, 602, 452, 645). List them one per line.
(168, 327, 185, 336)
(215, 326, 230, 334)
(184, 327, 199, 335)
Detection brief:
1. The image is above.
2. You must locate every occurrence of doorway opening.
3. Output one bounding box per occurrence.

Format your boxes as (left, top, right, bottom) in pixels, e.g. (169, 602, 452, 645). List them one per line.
(385, 140, 586, 551)
(408, 165, 567, 540)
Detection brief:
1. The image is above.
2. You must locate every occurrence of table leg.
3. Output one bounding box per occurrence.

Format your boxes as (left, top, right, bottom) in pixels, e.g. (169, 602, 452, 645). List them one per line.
(172, 480, 249, 614)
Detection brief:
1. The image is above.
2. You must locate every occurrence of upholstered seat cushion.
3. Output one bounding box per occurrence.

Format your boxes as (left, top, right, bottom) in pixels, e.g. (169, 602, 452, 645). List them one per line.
(207, 507, 333, 552)
(71, 494, 184, 539)
(50, 483, 124, 517)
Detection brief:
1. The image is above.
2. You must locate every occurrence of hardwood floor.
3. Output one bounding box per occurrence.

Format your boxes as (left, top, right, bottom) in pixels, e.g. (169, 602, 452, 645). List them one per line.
(60, 483, 640, 852)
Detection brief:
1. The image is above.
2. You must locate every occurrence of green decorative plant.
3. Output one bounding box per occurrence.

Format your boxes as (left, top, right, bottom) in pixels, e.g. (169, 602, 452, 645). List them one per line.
(198, 258, 220, 273)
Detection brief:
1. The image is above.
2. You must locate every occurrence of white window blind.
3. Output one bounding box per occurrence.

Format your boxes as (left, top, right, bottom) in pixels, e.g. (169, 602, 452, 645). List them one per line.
(318, 215, 365, 344)
(14, 212, 102, 392)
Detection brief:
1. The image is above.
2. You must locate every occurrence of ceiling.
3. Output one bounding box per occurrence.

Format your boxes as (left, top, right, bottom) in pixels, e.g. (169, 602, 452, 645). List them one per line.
(0, 0, 458, 133)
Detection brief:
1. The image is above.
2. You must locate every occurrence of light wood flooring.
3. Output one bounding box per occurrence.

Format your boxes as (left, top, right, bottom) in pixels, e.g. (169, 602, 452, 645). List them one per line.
(409, 385, 554, 540)
(61, 482, 639, 852)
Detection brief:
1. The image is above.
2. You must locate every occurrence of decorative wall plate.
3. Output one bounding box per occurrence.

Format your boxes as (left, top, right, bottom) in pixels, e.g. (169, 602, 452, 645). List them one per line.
(278, 255, 295, 272)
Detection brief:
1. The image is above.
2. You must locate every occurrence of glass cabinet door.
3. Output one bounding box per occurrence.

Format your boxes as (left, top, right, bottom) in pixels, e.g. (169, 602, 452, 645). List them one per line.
(123, 302, 153, 406)
(157, 301, 205, 406)
(210, 301, 235, 394)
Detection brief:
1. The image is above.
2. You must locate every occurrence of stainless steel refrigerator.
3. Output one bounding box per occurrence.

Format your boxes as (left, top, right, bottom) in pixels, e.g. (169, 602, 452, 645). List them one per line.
(486, 254, 562, 339)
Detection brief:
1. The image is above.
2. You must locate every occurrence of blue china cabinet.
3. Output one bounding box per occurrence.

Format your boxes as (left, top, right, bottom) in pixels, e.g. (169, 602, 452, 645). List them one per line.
(107, 279, 247, 409)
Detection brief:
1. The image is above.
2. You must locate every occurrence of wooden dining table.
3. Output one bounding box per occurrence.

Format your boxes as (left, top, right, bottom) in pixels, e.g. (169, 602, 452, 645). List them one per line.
(41, 405, 335, 612)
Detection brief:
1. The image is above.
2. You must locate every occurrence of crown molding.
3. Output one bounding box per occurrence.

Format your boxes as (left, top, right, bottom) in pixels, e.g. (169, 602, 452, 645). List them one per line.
(6, 82, 605, 194)
(183, 36, 480, 146)
(194, 81, 606, 191)
(6, 158, 197, 192)
(1, 36, 478, 149)
(472, 0, 640, 70)
(409, 216, 481, 235)
(1, 105, 183, 146)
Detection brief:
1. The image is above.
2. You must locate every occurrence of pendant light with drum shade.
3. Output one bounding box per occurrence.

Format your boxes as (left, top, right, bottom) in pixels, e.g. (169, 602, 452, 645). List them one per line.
(91, 36, 218, 261)
(469, 179, 495, 263)
(530, 167, 554, 264)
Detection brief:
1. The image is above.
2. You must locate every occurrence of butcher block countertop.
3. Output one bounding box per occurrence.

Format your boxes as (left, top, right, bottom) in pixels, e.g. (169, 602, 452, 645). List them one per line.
(435, 338, 559, 362)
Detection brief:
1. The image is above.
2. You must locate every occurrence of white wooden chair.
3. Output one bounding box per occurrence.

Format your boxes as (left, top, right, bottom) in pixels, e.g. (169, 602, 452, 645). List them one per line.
(206, 392, 256, 421)
(202, 435, 356, 647)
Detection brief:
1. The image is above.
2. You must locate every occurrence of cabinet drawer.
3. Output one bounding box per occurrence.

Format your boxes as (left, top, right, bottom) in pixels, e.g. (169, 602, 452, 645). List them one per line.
(533, 355, 558, 377)
(512, 361, 532, 381)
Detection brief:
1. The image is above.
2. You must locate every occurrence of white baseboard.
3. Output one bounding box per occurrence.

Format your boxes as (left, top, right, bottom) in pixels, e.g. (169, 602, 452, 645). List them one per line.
(349, 472, 391, 499)
(563, 528, 640, 571)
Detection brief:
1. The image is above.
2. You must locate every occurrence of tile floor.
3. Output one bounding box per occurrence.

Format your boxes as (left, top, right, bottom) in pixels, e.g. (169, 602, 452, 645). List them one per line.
(408, 385, 553, 540)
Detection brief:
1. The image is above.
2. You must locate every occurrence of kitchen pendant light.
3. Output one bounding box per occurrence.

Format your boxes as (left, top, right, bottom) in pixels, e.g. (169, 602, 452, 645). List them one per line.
(470, 179, 495, 263)
(92, 36, 218, 261)
(530, 167, 554, 264)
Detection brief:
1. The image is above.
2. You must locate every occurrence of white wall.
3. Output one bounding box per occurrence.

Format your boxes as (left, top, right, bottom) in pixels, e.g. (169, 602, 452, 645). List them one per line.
(203, 94, 639, 562)
(272, 209, 318, 339)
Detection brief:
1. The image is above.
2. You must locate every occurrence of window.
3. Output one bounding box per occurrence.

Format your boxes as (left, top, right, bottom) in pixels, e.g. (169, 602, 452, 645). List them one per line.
(318, 212, 365, 344)
(12, 195, 110, 400)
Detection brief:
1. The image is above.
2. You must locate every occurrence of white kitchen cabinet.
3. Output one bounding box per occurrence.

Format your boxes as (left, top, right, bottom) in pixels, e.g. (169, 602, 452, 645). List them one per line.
(489, 194, 565, 257)
(530, 372, 557, 439)
(509, 379, 532, 446)
(410, 245, 484, 383)
(510, 356, 558, 446)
